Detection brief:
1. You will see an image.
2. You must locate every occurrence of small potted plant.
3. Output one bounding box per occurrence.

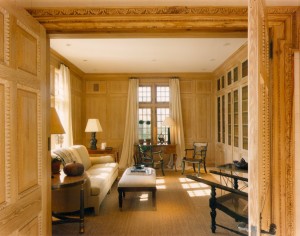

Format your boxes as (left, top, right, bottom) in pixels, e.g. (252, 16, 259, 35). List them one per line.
(51, 156, 62, 174)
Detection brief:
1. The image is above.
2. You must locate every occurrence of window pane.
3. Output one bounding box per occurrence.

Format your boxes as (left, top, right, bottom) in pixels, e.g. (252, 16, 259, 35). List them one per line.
(138, 86, 151, 102)
(156, 86, 169, 102)
(138, 108, 151, 140)
(157, 108, 170, 143)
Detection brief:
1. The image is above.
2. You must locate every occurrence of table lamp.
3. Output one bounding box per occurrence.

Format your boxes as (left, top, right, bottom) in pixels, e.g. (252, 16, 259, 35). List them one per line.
(85, 119, 102, 150)
(50, 107, 65, 147)
(162, 117, 175, 144)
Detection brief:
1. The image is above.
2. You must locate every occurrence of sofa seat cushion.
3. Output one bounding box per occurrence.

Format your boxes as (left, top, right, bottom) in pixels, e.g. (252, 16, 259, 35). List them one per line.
(86, 163, 118, 196)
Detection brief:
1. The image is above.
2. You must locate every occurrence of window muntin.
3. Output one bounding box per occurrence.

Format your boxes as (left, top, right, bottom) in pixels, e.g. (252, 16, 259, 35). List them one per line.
(157, 108, 170, 142)
(138, 84, 170, 143)
(138, 86, 151, 102)
(138, 108, 151, 140)
(156, 86, 170, 102)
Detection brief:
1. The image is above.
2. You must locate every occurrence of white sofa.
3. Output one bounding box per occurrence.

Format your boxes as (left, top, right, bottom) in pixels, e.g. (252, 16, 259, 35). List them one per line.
(52, 145, 119, 215)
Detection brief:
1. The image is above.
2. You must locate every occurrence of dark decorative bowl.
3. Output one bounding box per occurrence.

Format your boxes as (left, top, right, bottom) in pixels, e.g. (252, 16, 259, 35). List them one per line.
(233, 158, 248, 170)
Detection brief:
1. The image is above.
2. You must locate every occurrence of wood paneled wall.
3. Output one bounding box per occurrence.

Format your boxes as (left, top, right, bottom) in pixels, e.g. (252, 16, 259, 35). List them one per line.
(179, 75, 214, 165)
(84, 73, 214, 165)
(84, 75, 128, 153)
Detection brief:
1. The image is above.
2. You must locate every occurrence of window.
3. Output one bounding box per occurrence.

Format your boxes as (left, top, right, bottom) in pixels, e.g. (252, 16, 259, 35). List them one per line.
(217, 79, 220, 91)
(138, 84, 170, 143)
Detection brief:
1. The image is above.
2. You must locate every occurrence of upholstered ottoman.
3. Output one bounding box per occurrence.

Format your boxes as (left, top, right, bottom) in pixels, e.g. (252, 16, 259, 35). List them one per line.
(117, 167, 156, 209)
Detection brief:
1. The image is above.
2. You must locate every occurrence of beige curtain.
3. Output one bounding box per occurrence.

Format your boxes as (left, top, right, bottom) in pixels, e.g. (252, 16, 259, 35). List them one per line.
(170, 78, 185, 167)
(119, 78, 139, 169)
(56, 64, 73, 147)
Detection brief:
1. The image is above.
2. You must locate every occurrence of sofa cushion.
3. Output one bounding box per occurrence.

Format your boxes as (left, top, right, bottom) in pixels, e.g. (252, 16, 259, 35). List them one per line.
(71, 145, 92, 170)
(90, 155, 115, 165)
(86, 163, 118, 196)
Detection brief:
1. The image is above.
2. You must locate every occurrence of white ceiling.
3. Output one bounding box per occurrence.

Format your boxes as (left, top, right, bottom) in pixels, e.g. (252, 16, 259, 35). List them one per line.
(28, 0, 296, 74)
(50, 38, 247, 73)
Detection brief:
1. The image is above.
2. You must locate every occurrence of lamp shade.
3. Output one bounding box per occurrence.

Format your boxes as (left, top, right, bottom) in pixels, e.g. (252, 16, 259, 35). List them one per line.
(162, 117, 175, 127)
(85, 119, 102, 132)
(50, 107, 65, 134)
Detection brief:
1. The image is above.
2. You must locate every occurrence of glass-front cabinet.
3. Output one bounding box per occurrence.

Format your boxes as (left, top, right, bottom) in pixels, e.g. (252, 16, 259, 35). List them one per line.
(215, 57, 248, 165)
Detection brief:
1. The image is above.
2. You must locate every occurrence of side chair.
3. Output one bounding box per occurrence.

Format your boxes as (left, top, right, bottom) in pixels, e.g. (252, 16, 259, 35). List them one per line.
(181, 142, 208, 176)
(137, 144, 165, 176)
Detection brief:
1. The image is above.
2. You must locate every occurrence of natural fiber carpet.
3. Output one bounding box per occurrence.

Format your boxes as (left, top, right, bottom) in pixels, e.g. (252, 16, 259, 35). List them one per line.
(52, 168, 241, 236)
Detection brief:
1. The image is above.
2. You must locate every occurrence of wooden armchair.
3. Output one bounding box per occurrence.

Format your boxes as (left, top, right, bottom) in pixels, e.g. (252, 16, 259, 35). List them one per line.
(137, 144, 165, 176)
(187, 171, 248, 236)
(182, 142, 208, 176)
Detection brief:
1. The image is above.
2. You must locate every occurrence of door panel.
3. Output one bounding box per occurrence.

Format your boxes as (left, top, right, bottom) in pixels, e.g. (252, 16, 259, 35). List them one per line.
(0, 1, 48, 235)
(248, 0, 271, 234)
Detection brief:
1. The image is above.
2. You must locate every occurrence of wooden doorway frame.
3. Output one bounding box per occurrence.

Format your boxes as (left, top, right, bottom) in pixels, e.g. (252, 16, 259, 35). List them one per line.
(27, 5, 298, 235)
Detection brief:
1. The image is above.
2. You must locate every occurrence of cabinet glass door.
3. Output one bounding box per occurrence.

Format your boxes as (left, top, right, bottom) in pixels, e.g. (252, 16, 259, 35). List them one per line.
(233, 90, 239, 147)
(242, 86, 248, 150)
(228, 92, 232, 145)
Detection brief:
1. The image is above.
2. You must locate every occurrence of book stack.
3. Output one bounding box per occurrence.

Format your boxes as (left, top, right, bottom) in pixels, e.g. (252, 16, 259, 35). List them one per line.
(131, 164, 146, 173)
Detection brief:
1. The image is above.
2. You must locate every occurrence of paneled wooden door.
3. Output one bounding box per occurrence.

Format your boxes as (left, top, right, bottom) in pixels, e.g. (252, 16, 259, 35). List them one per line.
(0, 1, 50, 235)
(248, 0, 272, 235)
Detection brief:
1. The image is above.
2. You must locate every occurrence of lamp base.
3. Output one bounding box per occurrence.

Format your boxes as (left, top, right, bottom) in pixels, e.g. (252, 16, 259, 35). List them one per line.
(89, 132, 98, 150)
(167, 127, 171, 144)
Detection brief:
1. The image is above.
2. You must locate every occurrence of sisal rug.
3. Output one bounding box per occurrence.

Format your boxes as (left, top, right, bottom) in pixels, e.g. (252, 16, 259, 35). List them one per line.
(52, 168, 243, 236)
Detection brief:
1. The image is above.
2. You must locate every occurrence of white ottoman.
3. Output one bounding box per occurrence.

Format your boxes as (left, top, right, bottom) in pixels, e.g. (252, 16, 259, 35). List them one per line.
(117, 167, 156, 209)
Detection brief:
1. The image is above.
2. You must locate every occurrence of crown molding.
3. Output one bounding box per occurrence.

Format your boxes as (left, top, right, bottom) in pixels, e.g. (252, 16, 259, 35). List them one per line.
(26, 6, 249, 35)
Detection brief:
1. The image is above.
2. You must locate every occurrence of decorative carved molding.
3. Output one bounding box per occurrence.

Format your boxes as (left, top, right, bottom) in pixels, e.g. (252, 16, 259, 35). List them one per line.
(284, 44, 294, 236)
(26, 6, 249, 34)
(27, 6, 248, 17)
(267, 7, 298, 15)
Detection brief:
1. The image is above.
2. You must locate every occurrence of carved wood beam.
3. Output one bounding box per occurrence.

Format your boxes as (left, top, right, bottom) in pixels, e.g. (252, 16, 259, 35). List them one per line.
(26, 6, 248, 35)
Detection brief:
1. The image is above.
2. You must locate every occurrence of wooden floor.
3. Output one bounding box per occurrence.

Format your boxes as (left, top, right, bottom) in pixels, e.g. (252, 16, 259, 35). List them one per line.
(52, 168, 243, 236)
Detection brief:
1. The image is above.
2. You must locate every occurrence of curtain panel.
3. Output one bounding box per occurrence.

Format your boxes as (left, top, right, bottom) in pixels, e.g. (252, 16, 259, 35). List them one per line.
(119, 78, 139, 169)
(170, 78, 185, 167)
(57, 64, 73, 147)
